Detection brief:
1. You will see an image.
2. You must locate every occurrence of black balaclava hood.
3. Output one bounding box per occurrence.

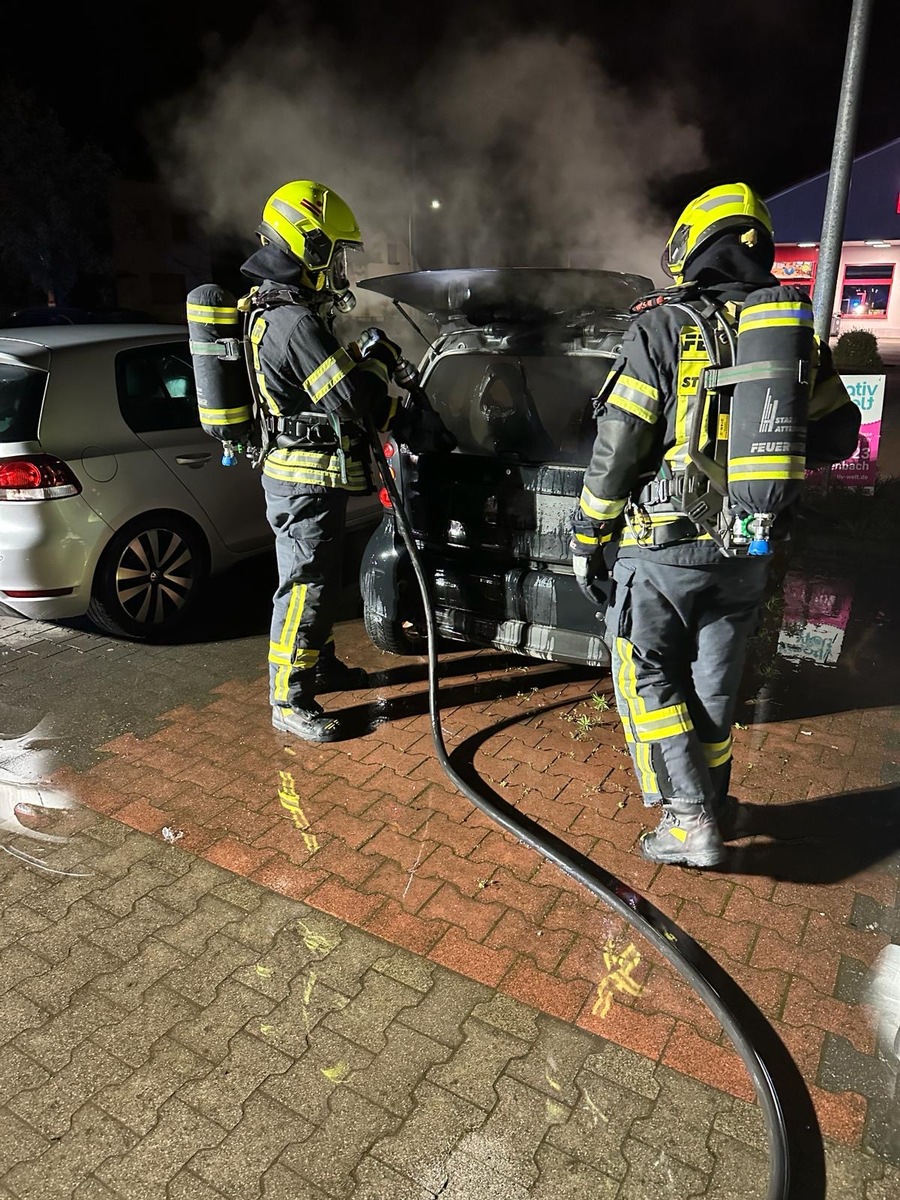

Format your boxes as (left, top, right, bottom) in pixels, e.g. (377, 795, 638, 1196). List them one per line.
(240, 241, 312, 289)
(684, 228, 777, 288)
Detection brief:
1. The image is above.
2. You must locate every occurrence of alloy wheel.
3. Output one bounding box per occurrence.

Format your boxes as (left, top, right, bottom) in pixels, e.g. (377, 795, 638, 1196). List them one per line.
(114, 527, 195, 626)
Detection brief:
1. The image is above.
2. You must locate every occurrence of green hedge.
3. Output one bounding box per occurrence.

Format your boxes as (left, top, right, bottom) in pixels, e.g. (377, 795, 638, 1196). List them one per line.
(833, 329, 884, 372)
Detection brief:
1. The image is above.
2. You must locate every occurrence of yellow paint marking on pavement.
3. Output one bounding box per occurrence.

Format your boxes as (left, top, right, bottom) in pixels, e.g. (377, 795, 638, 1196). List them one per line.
(321, 1061, 349, 1082)
(255, 964, 274, 978)
(592, 939, 643, 1018)
(296, 920, 337, 957)
(278, 770, 320, 854)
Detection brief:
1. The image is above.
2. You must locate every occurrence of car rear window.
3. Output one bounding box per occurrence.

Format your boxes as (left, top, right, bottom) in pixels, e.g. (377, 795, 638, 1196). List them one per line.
(422, 353, 612, 464)
(116, 342, 201, 434)
(0, 361, 49, 441)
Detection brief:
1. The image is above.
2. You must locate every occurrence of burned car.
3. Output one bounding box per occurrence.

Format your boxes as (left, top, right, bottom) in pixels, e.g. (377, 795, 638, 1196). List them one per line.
(358, 267, 653, 669)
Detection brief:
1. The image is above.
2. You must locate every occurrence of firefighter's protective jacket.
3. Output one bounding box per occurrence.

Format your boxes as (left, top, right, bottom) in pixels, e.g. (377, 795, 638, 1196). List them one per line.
(579, 277, 861, 565)
(239, 248, 398, 492)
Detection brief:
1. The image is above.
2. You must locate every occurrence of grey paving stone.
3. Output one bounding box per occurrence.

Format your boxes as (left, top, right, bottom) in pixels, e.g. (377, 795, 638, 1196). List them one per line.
(7, 1038, 131, 1138)
(0, 1046, 50, 1106)
(818, 1031, 895, 1101)
(532, 1142, 621, 1199)
(260, 1162, 331, 1199)
(280, 1087, 402, 1198)
(219, 892, 308, 951)
(348, 1017, 452, 1117)
(169, 978, 276, 1064)
(548, 1069, 654, 1181)
(94, 1097, 226, 1195)
(458, 1075, 557, 1188)
(177, 1029, 293, 1129)
(370, 1079, 486, 1193)
(322, 968, 422, 1053)
(92, 984, 202, 1068)
(867, 1162, 900, 1198)
(631, 1066, 732, 1173)
(0, 1108, 52, 1178)
(85, 894, 184, 959)
(159, 1169, 230, 1200)
(260, 1024, 375, 1124)
(90, 937, 191, 1011)
(0, 987, 50, 1049)
(506, 1011, 597, 1105)
(470, 991, 542, 1042)
(164, 933, 260, 1006)
(835, 954, 872, 1005)
(18, 940, 122, 1015)
(157, 894, 250, 954)
(15, 989, 128, 1072)
(351, 1156, 434, 1200)
(824, 1138, 885, 1200)
(705, 1131, 768, 1199)
(586, 1043, 662, 1101)
(619, 1136, 709, 1199)
(0, 900, 50, 951)
(427, 1017, 530, 1110)
(95, 1036, 212, 1135)
(397, 970, 487, 1048)
(864, 1086, 900, 1165)
(4, 1103, 137, 1200)
(372, 947, 435, 993)
(711, 1097, 767, 1152)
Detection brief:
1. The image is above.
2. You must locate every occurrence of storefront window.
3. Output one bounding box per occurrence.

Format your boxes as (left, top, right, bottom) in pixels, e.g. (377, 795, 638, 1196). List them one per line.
(840, 263, 893, 318)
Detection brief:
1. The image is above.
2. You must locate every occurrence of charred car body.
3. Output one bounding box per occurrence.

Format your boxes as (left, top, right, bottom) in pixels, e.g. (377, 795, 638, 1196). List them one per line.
(359, 268, 653, 669)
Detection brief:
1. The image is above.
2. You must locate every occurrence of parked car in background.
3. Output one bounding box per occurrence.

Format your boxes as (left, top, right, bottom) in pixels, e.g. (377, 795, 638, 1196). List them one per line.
(358, 268, 653, 670)
(0, 324, 378, 639)
(0, 307, 157, 328)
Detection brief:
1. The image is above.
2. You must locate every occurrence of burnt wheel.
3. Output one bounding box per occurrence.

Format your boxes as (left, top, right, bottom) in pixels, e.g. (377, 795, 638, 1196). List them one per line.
(88, 514, 208, 640)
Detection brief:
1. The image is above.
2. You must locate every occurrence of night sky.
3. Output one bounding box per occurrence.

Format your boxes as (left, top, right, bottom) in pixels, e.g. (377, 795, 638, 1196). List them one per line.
(6, 0, 899, 241)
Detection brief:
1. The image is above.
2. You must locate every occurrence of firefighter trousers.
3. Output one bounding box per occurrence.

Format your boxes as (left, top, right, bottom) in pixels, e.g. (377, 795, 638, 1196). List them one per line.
(605, 554, 770, 807)
(263, 478, 348, 710)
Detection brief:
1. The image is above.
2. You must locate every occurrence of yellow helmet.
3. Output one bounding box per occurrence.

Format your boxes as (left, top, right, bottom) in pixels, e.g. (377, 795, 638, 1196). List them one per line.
(663, 182, 773, 283)
(257, 180, 363, 291)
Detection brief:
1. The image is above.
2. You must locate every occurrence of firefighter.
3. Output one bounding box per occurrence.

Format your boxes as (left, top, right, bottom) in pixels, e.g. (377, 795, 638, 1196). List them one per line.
(240, 180, 402, 743)
(571, 183, 861, 868)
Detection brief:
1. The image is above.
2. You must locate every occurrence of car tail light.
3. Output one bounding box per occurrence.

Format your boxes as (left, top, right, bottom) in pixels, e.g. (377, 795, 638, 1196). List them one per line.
(382, 441, 395, 459)
(0, 455, 83, 500)
(378, 486, 393, 509)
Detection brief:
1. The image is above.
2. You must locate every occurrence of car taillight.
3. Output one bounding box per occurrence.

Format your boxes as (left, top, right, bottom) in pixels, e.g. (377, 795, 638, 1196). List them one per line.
(378, 486, 393, 509)
(0, 455, 82, 500)
(383, 441, 395, 458)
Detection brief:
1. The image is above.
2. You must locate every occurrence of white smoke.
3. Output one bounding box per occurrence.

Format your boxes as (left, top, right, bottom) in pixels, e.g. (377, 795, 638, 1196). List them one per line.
(150, 14, 706, 288)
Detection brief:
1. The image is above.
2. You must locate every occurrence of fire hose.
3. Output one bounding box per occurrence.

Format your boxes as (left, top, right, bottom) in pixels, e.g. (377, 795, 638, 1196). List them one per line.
(361, 360, 823, 1200)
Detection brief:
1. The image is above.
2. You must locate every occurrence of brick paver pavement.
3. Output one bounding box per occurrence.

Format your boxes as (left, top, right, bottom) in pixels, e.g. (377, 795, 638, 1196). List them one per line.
(2, 804, 897, 1200)
(2, 534, 899, 1196)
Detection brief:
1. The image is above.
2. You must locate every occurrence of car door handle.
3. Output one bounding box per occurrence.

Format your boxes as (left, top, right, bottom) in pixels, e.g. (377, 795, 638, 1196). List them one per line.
(175, 453, 212, 466)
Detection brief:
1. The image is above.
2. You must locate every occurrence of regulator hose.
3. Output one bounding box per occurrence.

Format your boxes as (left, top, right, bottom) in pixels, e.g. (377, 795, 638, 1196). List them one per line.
(365, 415, 822, 1200)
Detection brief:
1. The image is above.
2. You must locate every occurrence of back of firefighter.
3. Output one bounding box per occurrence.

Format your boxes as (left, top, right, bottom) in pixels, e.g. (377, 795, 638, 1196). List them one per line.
(572, 183, 861, 868)
(239, 181, 402, 744)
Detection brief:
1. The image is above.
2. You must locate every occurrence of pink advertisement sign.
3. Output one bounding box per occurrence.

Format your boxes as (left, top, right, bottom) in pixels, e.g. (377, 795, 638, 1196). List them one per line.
(806, 374, 886, 493)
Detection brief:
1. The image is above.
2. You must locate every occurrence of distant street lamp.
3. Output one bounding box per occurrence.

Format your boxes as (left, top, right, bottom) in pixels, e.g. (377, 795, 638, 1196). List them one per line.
(430, 199, 442, 210)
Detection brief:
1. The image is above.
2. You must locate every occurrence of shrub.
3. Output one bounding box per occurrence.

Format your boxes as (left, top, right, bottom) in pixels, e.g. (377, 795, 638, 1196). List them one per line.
(833, 329, 884, 372)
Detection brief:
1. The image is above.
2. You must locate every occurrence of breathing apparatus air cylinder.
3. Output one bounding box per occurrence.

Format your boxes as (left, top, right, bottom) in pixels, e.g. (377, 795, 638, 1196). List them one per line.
(186, 285, 255, 465)
(723, 285, 813, 554)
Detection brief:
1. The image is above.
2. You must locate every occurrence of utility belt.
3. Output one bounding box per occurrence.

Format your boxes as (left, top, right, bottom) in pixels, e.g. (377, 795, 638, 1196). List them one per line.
(262, 411, 362, 449)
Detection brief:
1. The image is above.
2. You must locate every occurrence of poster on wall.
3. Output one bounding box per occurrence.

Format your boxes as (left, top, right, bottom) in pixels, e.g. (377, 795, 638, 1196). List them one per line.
(806, 373, 886, 493)
(772, 261, 815, 282)
(777, 571, 855, 667)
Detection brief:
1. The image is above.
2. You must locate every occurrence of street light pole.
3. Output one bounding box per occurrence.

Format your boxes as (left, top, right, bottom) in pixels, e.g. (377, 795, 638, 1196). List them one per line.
(812, 0, 876, 343)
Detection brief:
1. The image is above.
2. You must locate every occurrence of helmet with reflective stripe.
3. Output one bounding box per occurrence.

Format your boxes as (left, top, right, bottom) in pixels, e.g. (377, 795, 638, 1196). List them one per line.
(663, 182, 773, 283)
(257, 181, 363, 289)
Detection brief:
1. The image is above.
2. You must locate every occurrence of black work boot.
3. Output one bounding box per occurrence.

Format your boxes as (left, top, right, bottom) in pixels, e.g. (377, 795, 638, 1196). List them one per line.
(315, 648, 368, 692)
(639, 799, 726, 868)
(712, 794, 754, 841)
(272, 701, 343, 743)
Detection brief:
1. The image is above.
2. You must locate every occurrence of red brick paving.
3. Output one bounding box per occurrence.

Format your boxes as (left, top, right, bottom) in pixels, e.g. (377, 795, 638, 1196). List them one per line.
(64, 633, 899, 1148)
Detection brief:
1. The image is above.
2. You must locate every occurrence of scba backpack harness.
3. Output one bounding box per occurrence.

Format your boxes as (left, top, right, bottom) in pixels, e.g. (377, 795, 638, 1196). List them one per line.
(185, 283, 352, 481)
(627, 284, 814, 557)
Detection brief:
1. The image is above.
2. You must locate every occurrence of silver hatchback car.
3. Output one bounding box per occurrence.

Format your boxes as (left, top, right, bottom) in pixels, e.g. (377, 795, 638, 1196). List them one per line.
(0, 324, 376, 638)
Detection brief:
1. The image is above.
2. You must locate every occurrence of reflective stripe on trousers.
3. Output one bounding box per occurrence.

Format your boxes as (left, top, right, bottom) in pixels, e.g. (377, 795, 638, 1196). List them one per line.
(605, 554, 770, 807)
(263, 478, 348, 708)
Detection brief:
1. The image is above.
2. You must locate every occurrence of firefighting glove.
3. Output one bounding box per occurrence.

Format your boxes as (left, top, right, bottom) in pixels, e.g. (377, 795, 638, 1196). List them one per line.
(570, 511, 611, 606)
(358, 327, 403, 376)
